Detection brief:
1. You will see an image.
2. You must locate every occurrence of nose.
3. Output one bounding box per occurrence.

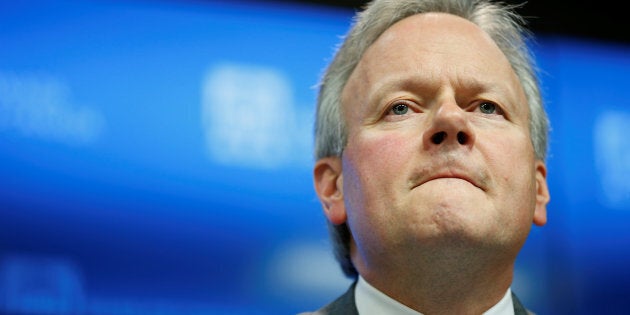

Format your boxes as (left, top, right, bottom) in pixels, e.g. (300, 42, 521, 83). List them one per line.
(423, 101, 475, 149)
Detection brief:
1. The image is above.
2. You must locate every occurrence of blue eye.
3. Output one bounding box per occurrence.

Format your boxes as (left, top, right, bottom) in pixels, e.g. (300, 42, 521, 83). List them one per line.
(391, 103, 409, 115)
(479, 102, 497, 114)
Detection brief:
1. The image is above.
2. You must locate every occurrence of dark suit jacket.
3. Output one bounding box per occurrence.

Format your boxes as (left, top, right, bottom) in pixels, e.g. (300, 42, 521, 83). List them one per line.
(301, 282, 533, 315)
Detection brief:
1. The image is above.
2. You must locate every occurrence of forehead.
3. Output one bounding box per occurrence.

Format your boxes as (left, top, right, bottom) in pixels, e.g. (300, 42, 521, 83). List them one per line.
(342, 12, 526, 115)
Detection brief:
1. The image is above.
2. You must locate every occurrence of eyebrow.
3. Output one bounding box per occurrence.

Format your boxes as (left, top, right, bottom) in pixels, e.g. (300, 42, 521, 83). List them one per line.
(367, 72, 517, 106)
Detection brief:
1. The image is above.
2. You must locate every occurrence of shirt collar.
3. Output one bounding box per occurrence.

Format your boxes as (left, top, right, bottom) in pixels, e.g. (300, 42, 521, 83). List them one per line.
(354, 276, 515, 315)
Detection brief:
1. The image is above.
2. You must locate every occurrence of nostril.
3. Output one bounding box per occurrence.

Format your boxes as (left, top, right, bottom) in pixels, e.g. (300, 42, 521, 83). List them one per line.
(457, 131, 468, 144)
(431, 131, 446, 144)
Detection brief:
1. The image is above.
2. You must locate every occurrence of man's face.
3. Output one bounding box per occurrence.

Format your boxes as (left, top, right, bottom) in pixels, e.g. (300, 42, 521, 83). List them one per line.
(314, 13, 549, 274)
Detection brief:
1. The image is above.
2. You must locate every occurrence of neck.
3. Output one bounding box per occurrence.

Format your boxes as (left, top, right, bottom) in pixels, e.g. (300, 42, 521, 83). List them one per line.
(356, 246, 515, 315)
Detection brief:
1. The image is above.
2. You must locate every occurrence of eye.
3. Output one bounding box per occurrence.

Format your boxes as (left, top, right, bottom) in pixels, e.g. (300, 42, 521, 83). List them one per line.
(479, 102, 496, 114)
(477, 101, 503, 115)
(390, 103, 409, 115)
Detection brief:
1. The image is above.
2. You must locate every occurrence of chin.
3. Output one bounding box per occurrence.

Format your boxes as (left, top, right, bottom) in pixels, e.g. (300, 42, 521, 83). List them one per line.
(413, 208, 506, 247)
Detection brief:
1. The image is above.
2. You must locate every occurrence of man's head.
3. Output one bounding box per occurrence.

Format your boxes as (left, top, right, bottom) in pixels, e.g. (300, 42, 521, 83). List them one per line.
(313, 0, 550, 278)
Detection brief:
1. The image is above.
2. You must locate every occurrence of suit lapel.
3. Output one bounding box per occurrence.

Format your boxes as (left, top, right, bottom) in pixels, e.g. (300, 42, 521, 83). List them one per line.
(512, 291, 532, 315)
(313, 281, 358, 315)
(310, 284, 531, 315)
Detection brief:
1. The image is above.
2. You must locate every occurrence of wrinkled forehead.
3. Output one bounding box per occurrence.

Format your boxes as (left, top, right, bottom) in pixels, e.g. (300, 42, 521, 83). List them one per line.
(341, 12, 527, 117)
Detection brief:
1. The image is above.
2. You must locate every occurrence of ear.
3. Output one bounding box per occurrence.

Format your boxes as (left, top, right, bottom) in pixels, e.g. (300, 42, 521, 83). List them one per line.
(532, 160, 550, 226)
(313, 157, 346, 225)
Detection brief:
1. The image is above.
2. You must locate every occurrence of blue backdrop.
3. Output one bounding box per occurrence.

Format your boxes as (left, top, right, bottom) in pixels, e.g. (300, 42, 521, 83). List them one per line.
(0, 0, 628, 314)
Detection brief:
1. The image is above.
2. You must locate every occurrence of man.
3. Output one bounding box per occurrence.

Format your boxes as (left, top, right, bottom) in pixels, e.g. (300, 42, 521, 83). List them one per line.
(305, 0, 551, 314)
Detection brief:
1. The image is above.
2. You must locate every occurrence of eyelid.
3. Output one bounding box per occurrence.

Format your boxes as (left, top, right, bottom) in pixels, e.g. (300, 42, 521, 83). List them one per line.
(385, 99, 421, 115)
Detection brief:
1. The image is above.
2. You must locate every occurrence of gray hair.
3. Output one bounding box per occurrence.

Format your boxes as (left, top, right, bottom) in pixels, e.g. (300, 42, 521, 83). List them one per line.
(314, 0, 550, 278)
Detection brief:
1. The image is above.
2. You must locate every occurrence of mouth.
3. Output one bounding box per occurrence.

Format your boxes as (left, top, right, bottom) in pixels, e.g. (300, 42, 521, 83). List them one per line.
(417, 173, 485, 191)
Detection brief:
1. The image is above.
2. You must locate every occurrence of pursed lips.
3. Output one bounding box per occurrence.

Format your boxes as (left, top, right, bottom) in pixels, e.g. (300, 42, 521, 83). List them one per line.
(416, 172, 485, 191)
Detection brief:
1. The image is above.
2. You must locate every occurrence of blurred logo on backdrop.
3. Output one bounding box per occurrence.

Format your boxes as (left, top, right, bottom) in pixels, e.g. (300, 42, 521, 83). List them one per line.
(0, 255, 85, 314)
(594, 110, 630, 209)
(0, 72, 105, 145)
(201, 63, 313, 170)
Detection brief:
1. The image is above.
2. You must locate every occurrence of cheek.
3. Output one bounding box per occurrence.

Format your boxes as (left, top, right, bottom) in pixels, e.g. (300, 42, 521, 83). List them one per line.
(342, 131, 418, 259)
(345, 130, 415, 183)
(484, 131, 537, 210)
(342, 131, 415, 213)
(486, 127, 532, 169)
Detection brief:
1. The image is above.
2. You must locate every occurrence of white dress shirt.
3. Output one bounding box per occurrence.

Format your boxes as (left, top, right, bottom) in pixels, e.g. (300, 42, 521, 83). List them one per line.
(355, 276, 515, 315)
